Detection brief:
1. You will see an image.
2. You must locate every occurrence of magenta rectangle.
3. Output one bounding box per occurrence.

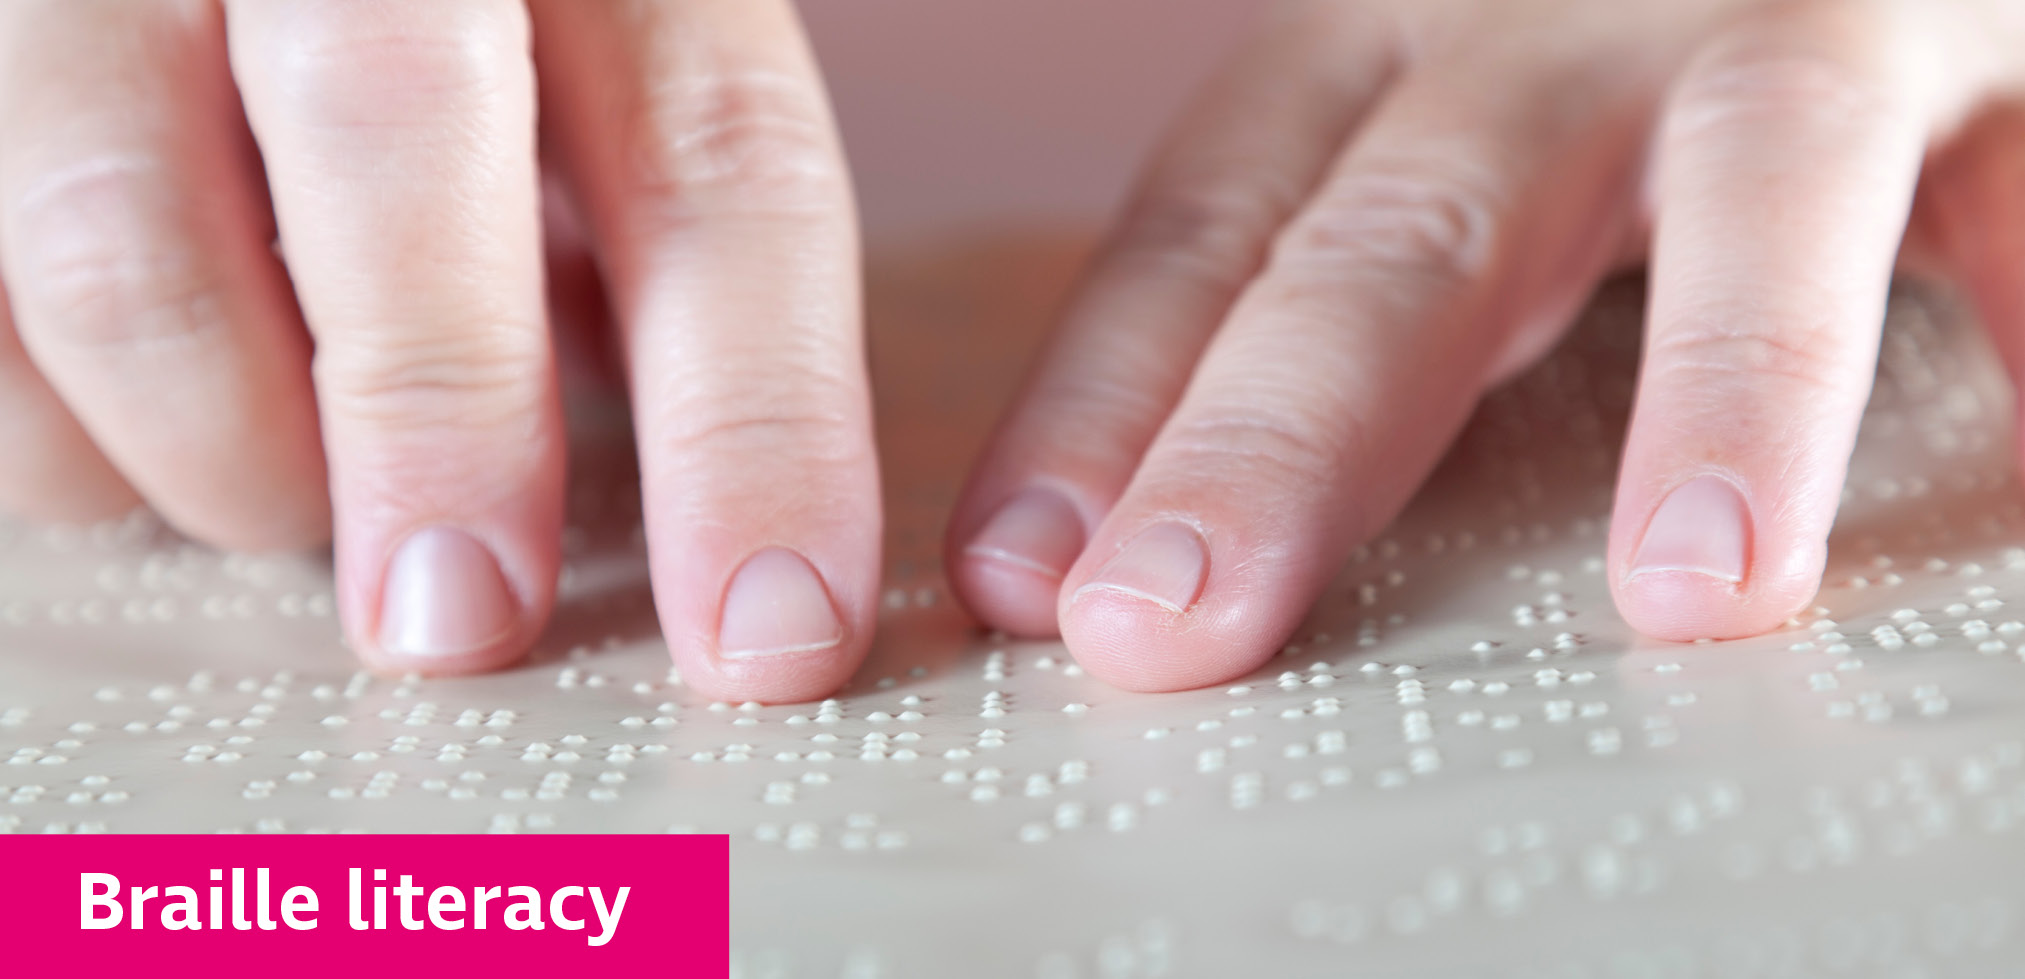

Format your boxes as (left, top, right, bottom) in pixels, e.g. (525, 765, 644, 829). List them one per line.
(0, 834, 727, 975)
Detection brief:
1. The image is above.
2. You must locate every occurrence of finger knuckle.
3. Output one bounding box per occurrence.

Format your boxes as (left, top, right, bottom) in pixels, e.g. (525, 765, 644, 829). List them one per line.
(1650, 315, 1860, 395)
(628, 69, 846, 219)
(1017, 371, 1173, 471)
(7, 160, 224, 355)
(1157, 407, 1351, 493)
(1030, 369, 1172, 440)
(1669, 35, 1902, 141)
(265, 4, 525, 129)
(1277, 155, 1500, 290)
(1107, 169, 1299, 288)
(316, 328, 547, 432)
(650, 367, 866, 467)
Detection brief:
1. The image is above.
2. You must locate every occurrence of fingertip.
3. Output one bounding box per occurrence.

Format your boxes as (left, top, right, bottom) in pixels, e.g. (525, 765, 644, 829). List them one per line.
(1060, 588, 1266, 694)
(1611, 473, 1825, 642)
(351, 524, 549, 678)
(950, 550, 1067, 639)
(1614, 551, 1820, 643)
(354, 641, 531, 679)
(1615, 569, 1817, 642)
(947, 485, 1088, 639)
(359, 640, 530, 679)
(1616, 569, 1745, 642)
(1061, 592, 1187, 692)
(675, 640, 868, 706)
(665, 545, 871, 705)
(335, 477, 565, 681)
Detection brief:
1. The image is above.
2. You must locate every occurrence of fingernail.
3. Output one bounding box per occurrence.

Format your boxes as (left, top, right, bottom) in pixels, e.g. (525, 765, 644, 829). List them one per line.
(1631, 474, 1750, 583)
(718, 547, 844, 661)
(963, 487, 1086, 580)
(378, 526, 519, 658)
(1073, 521, 1208, 613)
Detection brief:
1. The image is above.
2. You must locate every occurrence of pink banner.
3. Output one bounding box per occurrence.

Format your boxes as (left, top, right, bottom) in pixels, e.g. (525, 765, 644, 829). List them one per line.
(0, 834, 727, 974)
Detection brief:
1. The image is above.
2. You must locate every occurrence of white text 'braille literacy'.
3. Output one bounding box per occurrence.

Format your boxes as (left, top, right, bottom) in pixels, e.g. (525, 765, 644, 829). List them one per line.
(79, 869, 630, 946)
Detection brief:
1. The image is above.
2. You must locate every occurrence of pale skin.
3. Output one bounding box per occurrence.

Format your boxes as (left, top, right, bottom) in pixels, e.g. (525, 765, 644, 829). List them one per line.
(2, 1, 2024, 702)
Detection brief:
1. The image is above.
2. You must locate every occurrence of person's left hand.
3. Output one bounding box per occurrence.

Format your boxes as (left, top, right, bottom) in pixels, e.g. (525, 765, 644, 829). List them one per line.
(0, 0, 879, 702)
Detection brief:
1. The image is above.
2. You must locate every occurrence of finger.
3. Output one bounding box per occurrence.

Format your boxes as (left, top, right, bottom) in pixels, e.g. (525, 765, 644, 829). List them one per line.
(1609, 4, 1936, 640)
(0, 0, 327, 548)
(1059, 58, 1645, 691)
(944, 2, 1401, 638)
(227, 0, 562, 673)
(0, 276, 138, 521)
(531, 0, 876, 702)
(1923, 104, 2025, 437)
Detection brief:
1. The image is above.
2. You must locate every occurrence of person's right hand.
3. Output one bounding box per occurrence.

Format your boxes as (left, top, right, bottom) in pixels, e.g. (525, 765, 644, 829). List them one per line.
(0, 0, 880, 703)
(945, 0, 2025, 692)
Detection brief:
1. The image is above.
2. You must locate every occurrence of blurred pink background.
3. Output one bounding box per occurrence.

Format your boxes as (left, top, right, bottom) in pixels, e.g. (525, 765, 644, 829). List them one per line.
(800, 0, 1257, 237)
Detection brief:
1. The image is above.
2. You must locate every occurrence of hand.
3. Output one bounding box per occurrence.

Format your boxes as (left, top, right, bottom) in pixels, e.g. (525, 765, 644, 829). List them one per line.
(946, 0, 2025, 690)
(0, 0, 879, 703)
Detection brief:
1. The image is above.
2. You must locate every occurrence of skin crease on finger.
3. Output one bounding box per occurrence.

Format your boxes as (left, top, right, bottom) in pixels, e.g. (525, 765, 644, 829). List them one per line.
(946, 0, 2025, 695)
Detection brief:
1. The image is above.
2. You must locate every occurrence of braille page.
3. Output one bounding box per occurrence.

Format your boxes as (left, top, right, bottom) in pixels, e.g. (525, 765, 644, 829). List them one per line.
(1, 238, 2019, 977)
